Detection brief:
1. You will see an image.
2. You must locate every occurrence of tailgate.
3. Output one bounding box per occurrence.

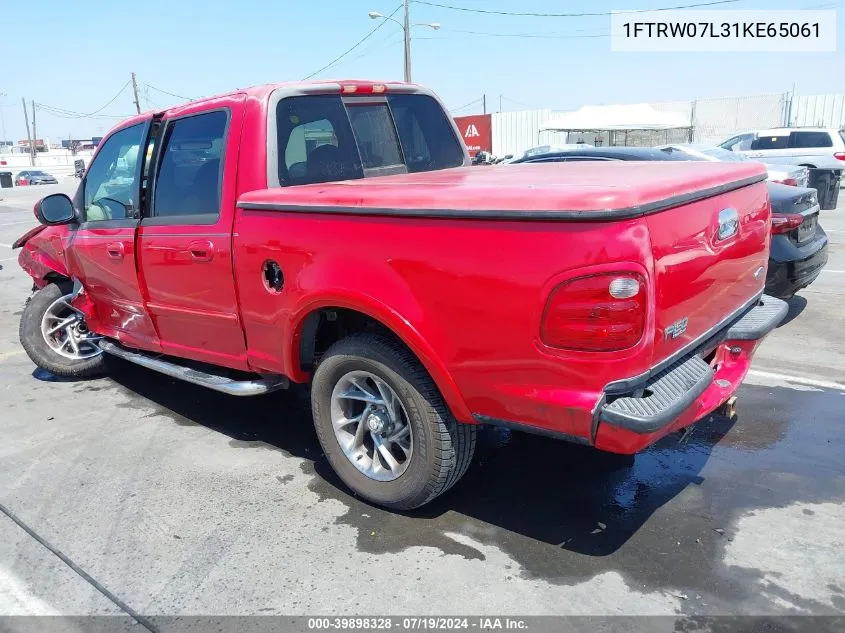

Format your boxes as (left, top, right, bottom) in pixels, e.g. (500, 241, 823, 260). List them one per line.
(646, 180, 770, 365)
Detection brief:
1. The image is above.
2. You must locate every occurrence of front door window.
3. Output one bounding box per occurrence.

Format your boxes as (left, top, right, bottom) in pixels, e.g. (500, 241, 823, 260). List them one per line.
(82, 123, 147, 222)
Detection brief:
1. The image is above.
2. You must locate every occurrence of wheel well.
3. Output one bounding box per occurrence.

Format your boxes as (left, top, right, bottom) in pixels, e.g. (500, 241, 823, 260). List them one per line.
(43, 272, 72, 292)
(298, 308, 398, 373)
(798, 163, 817, 169)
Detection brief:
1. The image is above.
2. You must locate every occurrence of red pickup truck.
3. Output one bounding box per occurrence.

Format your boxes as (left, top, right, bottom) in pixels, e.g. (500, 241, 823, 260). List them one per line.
(15, 80, 787, 509)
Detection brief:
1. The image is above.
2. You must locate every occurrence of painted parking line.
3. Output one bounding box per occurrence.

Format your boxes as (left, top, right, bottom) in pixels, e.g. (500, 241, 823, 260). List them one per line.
(821, 269, 845, 274)
(748, 369, 845, 391)
(0, 350, 25, 361)
(0, 243, 12, 249)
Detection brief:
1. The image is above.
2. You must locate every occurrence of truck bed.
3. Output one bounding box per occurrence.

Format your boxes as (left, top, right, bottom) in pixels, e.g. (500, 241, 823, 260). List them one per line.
(238, 161, 768, 219)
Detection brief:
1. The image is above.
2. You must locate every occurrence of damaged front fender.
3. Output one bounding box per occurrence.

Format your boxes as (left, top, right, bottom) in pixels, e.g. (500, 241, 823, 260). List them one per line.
(15, 225, 71, 288)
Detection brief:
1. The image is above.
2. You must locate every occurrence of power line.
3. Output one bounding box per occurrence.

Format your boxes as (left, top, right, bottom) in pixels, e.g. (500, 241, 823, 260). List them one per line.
(430, 28, 610, 39)
(144, 83, 194, 101)
(302, 4, 403, 80)
(412, 0, 742, 17)
(35, 80, 132, 119)
(449, 97, 483, 112)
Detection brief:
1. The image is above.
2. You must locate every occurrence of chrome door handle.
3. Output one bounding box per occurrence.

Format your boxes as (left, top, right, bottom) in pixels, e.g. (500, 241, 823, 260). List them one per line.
(188, 240, 215, 262)
(106, 242, 125, 259)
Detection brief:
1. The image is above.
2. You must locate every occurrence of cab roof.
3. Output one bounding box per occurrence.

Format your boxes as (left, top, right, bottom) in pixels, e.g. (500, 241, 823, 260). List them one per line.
(106, 80, 424, 135)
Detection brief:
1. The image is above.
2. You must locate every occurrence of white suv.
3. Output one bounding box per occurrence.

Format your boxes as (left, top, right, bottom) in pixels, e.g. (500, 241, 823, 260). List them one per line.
(720, 127, 843, 208)
(719, 127, 845, 171)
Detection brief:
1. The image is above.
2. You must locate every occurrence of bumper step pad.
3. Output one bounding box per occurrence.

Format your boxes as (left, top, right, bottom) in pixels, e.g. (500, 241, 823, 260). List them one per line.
(601, 355, 713, 433)
(725, 294, 789, 340)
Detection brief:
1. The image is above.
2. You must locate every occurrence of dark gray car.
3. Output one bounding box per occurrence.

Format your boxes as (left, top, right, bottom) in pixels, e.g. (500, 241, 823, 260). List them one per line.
(16, 170, 59, 185)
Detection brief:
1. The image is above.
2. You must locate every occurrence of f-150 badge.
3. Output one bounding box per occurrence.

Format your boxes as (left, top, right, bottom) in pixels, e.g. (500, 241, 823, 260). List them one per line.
(664, 317, 689, 340)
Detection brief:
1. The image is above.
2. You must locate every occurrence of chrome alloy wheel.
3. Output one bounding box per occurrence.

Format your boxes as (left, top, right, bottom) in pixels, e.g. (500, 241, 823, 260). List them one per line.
(330, 370, 413, 481)
(40, 294, 103, 360)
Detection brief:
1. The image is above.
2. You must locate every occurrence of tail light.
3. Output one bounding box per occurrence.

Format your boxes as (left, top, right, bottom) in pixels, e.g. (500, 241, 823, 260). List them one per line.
(771, 214, 804, 234)
(772, 177, 798, 186)
(834, 152, 845, 161)
(541, 273, 646, 351)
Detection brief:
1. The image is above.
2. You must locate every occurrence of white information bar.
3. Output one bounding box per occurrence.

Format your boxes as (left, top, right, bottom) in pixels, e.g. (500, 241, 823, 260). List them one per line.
(611, 10, 836, 52)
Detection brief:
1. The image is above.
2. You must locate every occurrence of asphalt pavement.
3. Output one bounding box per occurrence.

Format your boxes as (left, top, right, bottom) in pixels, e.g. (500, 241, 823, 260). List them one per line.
(1, 179, 844, 627)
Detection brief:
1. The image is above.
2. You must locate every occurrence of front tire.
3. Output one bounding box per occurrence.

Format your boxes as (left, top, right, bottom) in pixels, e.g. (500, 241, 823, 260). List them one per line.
(19, 283, 106, 378)
(311, 333, 476, 510)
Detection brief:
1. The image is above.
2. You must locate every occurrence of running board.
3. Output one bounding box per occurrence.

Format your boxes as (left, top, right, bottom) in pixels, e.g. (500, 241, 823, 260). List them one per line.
(98, 340, 288, 396)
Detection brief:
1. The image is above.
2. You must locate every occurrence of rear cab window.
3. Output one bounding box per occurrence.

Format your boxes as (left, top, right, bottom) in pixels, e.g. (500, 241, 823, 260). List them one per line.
(273, 91, 464, 187)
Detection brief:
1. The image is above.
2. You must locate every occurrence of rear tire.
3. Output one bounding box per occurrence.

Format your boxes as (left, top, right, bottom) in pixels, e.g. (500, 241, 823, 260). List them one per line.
(19, 283, 106, 378)
(311, 333, 475, 510)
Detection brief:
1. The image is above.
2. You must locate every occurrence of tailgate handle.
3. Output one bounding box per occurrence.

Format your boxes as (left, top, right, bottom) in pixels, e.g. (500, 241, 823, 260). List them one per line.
(717, 208, 739, 240)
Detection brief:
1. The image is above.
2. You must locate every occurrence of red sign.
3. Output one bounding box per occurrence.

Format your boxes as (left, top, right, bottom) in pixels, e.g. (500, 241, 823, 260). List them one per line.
(454, 114, 492, 157)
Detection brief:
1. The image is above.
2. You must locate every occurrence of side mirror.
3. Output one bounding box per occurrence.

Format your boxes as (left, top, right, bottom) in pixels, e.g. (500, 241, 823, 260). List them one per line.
(34, 194, 76, 226)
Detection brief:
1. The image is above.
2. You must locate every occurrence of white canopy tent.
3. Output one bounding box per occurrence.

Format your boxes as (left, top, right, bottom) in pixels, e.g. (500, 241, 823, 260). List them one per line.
(540, 104, 690, 132)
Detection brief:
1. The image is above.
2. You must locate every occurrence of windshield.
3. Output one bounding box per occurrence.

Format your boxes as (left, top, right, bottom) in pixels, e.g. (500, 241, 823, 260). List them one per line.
(699, 146, 749, 162)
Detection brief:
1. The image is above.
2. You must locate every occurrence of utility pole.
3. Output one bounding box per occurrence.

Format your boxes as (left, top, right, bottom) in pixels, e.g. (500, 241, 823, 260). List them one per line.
(131, 72, 141, 114)
(482, 94, 486, 114)
(31, 100, 37, 163)
(0, 92, 7, 146)
(402, 0, 412, 83)
(22, 97, 33, 166)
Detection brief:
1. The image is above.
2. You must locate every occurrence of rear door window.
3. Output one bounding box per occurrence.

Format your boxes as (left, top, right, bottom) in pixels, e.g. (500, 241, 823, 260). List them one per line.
(152, 110, 228, 219)
(789, 131, 833, 148)
(751, 135, 789, 150)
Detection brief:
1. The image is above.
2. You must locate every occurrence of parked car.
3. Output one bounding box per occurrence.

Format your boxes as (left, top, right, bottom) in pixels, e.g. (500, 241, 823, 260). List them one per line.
(509, 145, 828, 299)
(16, 170, 59, 186)
(14, 80, 785, 510)
(656, 144, 809, 187)
(718, 127, 844, 209)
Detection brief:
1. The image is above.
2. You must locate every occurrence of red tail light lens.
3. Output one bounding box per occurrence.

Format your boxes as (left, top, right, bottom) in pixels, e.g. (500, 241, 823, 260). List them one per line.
(771, 214, 804, 234)
(833, 152, 845, 161)
(772, 177, 798, 186)
(541, 273, 646, 351)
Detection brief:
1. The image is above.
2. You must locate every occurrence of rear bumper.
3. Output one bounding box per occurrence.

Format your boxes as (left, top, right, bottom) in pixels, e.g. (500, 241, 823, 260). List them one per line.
(765, 234, 829, 299)
(593, 295, 787, 453)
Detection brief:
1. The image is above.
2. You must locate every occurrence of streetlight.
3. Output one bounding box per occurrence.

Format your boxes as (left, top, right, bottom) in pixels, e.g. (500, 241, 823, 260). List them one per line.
(369, 1, 440, 83)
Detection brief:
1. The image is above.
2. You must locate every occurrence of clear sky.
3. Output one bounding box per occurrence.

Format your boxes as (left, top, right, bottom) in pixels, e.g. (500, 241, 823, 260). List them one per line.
(1, 0, 843, 141)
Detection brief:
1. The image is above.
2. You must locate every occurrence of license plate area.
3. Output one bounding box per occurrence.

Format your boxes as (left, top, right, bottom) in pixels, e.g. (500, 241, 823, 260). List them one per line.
(797, 215, 817, 243)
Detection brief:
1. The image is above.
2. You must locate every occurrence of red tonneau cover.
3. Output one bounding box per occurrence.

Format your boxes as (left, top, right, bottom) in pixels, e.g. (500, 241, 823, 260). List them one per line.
(238, 162, 768, 220)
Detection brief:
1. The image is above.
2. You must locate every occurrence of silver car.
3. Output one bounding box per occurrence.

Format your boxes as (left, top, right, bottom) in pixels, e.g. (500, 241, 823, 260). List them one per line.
(656, 144, 809, 187)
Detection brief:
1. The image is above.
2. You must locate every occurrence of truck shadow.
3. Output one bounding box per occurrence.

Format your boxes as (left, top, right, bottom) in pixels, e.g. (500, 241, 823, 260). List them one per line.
(103, 356, 741, 559)
(417, 419, 735, 557)
(778, 295, 807, 327)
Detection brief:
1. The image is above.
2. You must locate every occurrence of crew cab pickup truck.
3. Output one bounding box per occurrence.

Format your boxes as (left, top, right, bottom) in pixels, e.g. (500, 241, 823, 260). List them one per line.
(15, 80, 787, 509)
